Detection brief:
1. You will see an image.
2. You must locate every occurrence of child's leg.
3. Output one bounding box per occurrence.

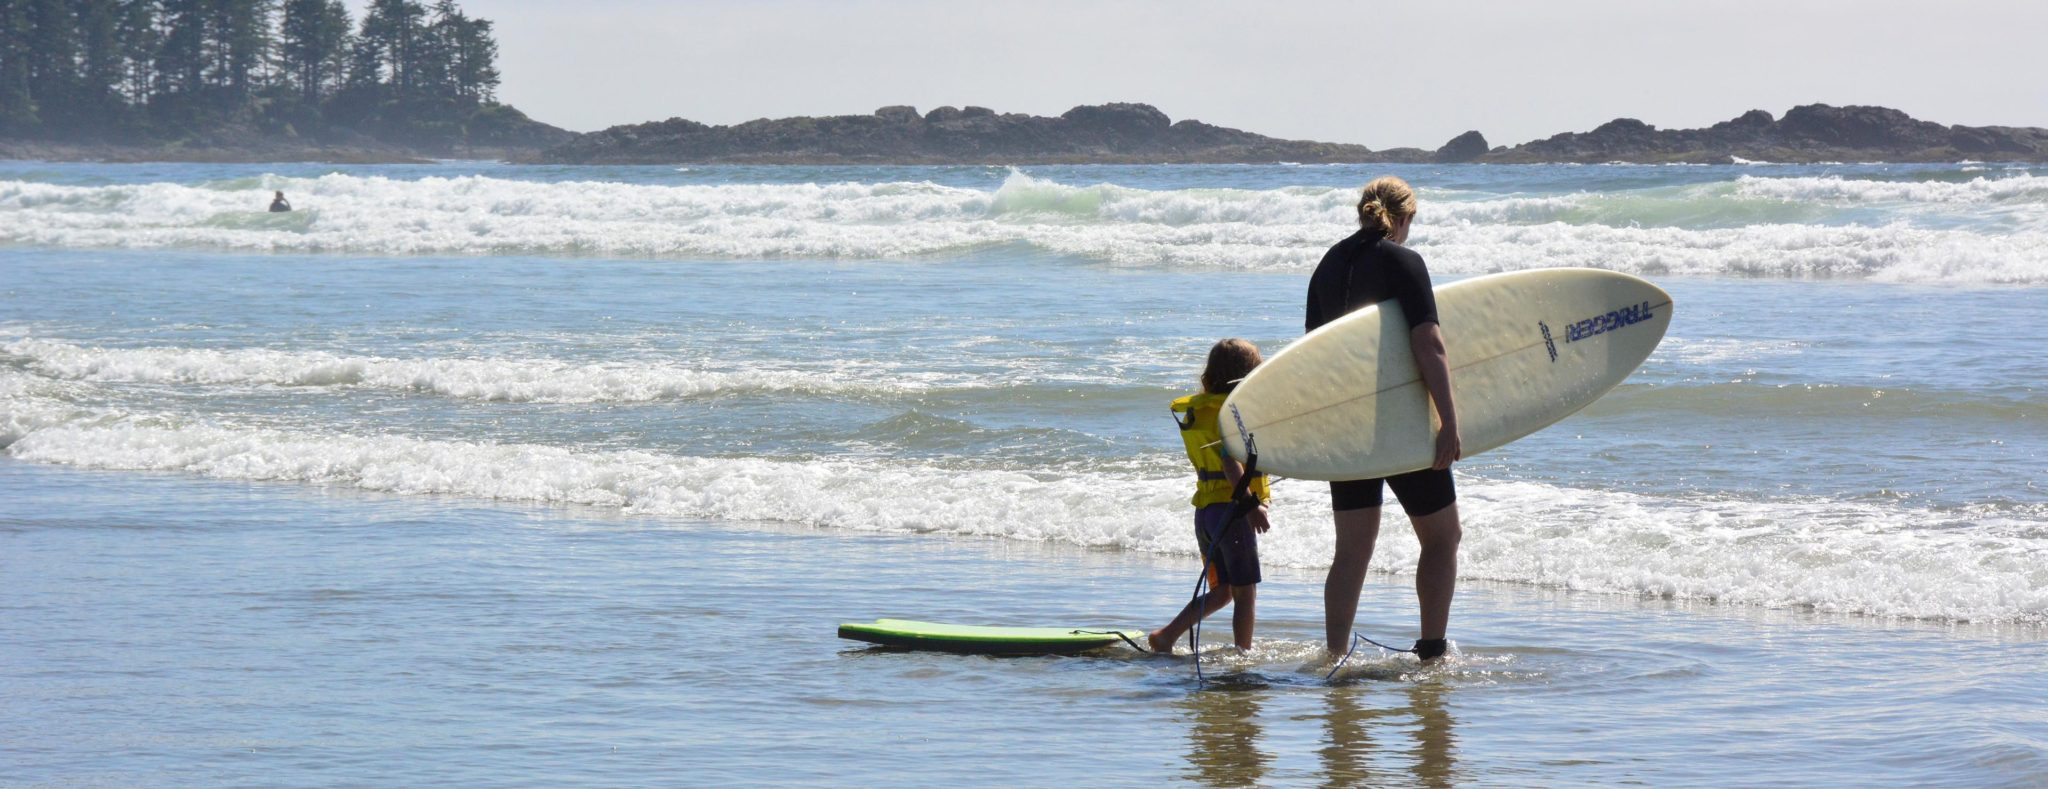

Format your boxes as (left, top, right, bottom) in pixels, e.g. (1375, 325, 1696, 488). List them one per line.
(1230, 583, 1256, 650)
(1148, 586, 1232, 653)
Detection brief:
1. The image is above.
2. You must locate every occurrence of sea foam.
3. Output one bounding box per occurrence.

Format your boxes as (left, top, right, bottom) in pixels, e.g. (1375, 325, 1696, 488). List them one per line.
(2, 171, 2043, 283)
(3, 337, 964, 402)
(5, 402, 2043, 624)
(1733, 173, 2048, 204)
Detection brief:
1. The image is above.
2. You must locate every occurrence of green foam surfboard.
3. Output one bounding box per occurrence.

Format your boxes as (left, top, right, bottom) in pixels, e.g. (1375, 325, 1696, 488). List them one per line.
(837, 619, 1146, 655)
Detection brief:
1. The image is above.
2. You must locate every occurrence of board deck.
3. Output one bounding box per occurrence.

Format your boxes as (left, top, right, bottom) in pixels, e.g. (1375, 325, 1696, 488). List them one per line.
(1221, 268, 1672, 481)
(837, 619, 1146, 655)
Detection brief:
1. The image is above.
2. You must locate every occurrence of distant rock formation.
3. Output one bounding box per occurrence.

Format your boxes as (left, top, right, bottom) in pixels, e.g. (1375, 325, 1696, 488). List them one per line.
(1434, 131, 1490, 163)
(1481, 104, 2048, 163)
(536, 102, 2048, 165)
(537, 103, 1388, 164)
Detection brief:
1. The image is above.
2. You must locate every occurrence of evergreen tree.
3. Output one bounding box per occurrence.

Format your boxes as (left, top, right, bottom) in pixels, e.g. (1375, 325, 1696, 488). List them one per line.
(315, 0, 342, 95)
(208, 0, 271, 105)
(0, 0, 519, 146)
(0, 2, 38, 128)
(277, 0, 344, 103)
(23, 0, 77, 120)
(114, 0, 155, 104)
(415, 0, 456, 100)
(77, 0, 123, 121)
(352, 0, 422, 95)
(341, 6, 377, 91)
(445, 3, 493, 102)
(154, 0, 205, 99)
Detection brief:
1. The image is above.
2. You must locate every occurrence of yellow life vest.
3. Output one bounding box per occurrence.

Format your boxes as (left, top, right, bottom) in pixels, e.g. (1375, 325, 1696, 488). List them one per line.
(1171, 392, 1271, 509)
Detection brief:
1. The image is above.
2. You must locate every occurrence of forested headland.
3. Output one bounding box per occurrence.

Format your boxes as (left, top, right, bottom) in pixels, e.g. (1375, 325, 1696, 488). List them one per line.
(0, 0, 567, 161)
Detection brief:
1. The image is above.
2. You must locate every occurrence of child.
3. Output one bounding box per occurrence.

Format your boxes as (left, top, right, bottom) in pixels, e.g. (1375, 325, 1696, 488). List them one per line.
(1149, 338, 1273, 653)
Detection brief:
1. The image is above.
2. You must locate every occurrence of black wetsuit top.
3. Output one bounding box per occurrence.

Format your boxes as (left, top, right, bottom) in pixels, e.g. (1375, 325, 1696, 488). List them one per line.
(269, 199, 291, 213)
(1304, 230, 1437, 333)
(1306, 229, 1455, 515)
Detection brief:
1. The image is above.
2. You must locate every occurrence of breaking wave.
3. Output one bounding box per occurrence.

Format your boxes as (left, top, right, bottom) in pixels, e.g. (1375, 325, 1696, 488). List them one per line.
(1, 170, 2043, 282)
(1733, 173, 2048, 204)
(3, 400, 2044, 624)
(2, 337, 966, 402)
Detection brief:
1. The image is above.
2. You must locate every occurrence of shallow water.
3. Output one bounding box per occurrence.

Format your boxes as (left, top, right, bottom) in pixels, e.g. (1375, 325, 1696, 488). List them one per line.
(2, 160, 2045, 782)
(6, 461, 2046, 784)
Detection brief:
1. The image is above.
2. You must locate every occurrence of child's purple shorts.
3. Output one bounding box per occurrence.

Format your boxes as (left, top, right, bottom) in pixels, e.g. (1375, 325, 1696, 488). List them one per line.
(1195, 502, 1261, 587)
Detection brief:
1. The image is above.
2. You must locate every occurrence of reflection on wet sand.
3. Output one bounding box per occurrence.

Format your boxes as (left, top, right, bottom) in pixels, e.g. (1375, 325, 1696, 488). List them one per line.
(1321, 681, 1459, 786)
(1180, 677, 1272, 787)
(1177, 672, 1458, 786)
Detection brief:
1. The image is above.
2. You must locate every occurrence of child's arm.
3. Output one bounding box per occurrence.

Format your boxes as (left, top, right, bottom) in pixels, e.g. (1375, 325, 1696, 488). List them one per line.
(1245, 504, 1272, 534)
(1221, 456, 1273, 534)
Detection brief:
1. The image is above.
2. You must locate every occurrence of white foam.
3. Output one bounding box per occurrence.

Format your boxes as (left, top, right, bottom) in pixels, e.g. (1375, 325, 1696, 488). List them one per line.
(1416, 222, 2048, 284)
(2, 337, 962, 402)
(1, 171, 2042, 282)
(1735, 173, 2048, 204)
(1653, 337, 1806, 366)
(0, 370, 112, 446)
(5, 404, 2044, 624)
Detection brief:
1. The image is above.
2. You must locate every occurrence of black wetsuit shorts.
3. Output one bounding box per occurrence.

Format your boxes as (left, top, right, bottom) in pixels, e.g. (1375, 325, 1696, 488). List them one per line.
(1330, 470, 1456, 517)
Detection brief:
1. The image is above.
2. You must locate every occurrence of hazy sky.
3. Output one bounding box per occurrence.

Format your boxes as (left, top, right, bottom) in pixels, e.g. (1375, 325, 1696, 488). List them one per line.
(407, 0, 2047, 149)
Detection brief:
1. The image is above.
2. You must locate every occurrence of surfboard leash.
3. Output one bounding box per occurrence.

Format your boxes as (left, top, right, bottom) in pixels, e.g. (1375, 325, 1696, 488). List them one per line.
(1326, 632, 1419, 680)
(1070, 629, 1151, 653)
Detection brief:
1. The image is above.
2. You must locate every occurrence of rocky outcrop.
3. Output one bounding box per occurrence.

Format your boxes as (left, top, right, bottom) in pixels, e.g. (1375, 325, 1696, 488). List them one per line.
(536, 102, 2048, 165)
(1483, 104, 2048, 163)
(1434, 130, 1489, 163)
(537, 103, 1386, 164)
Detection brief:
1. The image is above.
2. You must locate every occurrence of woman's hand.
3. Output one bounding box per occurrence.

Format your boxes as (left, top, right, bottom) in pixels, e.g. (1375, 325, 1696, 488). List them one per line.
(1432, 422, 1462, 471)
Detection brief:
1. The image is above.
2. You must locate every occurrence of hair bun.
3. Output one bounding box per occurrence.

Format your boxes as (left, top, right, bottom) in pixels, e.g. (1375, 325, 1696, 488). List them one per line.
(1355, 177, 1417, 234)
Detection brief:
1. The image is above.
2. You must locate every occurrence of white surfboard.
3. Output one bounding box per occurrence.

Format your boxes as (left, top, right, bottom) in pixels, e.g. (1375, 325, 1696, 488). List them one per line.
(1219, 268, 1672, 481)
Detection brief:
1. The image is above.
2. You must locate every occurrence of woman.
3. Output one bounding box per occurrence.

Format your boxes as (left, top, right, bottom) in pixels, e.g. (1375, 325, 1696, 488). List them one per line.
(1303, 176, 1462, 661)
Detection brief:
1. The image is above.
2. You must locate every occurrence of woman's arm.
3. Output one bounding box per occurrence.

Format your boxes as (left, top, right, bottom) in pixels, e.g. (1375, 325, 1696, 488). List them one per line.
(1410, 323, 1461, 470)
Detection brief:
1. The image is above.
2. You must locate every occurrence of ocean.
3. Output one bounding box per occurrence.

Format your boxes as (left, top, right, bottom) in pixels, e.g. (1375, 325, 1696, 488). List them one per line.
(3, 160, 2044, 784)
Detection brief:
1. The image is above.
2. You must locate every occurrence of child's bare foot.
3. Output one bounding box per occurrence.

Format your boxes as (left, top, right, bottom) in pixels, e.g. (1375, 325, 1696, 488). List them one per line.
(1147, 630, 1174, 653)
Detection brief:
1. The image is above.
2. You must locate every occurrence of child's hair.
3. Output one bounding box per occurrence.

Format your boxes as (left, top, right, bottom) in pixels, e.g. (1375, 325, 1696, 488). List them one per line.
(1202, 338, 1263, 394)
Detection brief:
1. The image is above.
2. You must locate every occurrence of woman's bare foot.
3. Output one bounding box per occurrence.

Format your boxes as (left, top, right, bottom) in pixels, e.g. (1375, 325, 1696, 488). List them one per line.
(1147, 630, 1174, 653)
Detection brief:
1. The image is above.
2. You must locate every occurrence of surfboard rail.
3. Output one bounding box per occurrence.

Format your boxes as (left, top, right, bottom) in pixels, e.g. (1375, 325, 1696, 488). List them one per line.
(837, 619, 1146, 655)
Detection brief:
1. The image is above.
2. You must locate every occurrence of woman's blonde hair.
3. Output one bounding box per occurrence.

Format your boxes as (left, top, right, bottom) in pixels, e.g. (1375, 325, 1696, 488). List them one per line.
(1356, 176, 1417, 235)
(1202, 338, 1262, 395)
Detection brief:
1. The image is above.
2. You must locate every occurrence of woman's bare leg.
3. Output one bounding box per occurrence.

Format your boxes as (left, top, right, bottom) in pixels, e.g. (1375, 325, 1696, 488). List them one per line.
(1324, 506, 1382, 654)
(1409, 503, 1461, 641)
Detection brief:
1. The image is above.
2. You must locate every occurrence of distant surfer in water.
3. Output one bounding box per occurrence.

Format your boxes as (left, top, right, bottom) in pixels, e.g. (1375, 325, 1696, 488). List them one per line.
(1149, 339, 1273, 653)
(269, 191, 292, 212)
(1305, 176, 1462, 661)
